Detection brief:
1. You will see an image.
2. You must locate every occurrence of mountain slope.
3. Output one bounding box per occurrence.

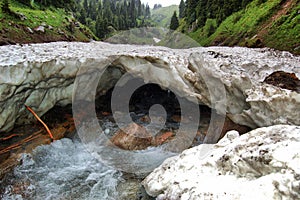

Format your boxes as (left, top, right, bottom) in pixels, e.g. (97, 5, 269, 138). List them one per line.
(151, 5, 179, 28)
(0, 1, 95, 45)
(186, 0, 300, 54)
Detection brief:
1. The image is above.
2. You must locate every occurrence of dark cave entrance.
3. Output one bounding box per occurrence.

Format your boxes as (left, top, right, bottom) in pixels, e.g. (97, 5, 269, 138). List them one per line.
(94, 75, 213, 147)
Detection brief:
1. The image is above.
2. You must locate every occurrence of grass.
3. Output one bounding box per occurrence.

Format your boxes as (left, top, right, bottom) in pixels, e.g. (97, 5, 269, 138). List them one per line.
(187, 0, 300, 54)
(0, 0, 95, 44)
(265, 1, 300, 54)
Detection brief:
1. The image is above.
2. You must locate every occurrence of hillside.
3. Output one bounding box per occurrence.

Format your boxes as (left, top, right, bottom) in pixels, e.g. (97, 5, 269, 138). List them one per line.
(151, 5, 179, 27)
(184, 0, 300, 54)
(0, 0, 95, 45)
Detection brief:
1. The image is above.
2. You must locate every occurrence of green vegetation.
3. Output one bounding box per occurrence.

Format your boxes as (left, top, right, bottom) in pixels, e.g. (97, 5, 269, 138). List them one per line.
(264, 1, 300, 53)
(180, 0, 300, 54)
(151, 5, 179, 27)
(170, 11, 179, 30)
(0, 0, 94, 44)
(73, 0, 152, 39)
(1, 0, 299, 55)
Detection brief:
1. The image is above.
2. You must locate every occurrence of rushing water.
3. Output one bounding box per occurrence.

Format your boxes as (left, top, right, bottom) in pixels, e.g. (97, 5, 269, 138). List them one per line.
(1, 82, 200, 200)
(1, 138, 123, 200)
(1, 111, 183, 200)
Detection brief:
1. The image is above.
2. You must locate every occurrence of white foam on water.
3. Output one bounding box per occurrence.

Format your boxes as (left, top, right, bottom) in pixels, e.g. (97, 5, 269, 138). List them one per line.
(2, 138, 122, 200)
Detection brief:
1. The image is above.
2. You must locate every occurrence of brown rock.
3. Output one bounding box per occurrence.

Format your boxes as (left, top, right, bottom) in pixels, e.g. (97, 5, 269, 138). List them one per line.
(204, 115, 251, 143)
(221, 117, 251, 138)
(101, 111, 111, 116)
(110, 123, 152, 150)
(140, 115, 151, 123)
(171, 115, 181, 123)
(171, 115, 190, 123)
(154, 131, 174, 145)
(263, 71, 300, 93)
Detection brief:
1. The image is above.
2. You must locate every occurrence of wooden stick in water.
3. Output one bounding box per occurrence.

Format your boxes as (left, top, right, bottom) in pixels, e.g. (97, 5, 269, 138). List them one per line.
(25, 105, 54, 140)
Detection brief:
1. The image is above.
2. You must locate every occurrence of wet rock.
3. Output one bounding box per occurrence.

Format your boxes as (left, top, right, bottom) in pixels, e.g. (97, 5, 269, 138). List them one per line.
(17, 13, 27, 21)
(170, 115, 190, 123)
(57, 29, 64, 34)
(117, 178, 154, 200)
(140, 115, 151, 123)
(142, 125, 300, 199)
(26, 27, 33, 34)
(34, 25, 45, 33)
(110, 123, 152, 150)
(154, 131, 174, 145)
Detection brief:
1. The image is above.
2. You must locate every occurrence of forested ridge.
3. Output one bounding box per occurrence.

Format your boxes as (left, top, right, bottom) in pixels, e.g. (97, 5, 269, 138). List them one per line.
(0, 0, 152, 42)
(72, 0, 152, 39)
(179, 0, 252, 27)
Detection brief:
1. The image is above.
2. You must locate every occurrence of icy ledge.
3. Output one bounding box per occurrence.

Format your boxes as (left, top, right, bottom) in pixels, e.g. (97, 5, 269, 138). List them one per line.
(142, 125, 300, 199)
(0, 42, 299, 132)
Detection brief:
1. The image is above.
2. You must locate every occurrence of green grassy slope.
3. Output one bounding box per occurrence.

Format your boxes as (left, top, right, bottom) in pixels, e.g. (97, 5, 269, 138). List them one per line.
(151, 5, 179, 28)
(188, 0, 300, 54)
(0, 0, 95, 45)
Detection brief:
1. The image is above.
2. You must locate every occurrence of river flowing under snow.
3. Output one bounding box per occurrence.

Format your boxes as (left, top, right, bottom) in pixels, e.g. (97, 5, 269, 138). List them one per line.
(0, 40, 299, 199)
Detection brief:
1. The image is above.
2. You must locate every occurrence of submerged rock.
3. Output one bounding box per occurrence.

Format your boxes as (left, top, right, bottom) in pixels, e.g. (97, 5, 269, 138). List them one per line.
(142, 125, 300, 199)
(111, 123, 152, 150)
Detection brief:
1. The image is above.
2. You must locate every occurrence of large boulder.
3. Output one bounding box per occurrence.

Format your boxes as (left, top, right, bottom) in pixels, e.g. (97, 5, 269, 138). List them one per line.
(110, 123, 152, 150)
(142, 125, 300, 199)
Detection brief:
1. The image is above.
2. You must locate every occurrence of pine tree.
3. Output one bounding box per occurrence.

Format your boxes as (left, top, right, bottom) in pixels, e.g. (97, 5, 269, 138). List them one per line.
(137, 0, 142, 17)
(74, 0, 151, 39)
(1, 0, 11, 14)
(170, 11, 179, 30)
(78, 7, 87, 24)
(145, 4, 150, 19)
(186, 0, 198, 24)
(83, 0, 88, 10)
(17, 0, 32, 7)
(179, 0, 185, 18)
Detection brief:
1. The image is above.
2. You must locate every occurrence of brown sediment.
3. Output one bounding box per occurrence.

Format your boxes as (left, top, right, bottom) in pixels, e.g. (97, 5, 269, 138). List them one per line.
(263, 71, 300, 93)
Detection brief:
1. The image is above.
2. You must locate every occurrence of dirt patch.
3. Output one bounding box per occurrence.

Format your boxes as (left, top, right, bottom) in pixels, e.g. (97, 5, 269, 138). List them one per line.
(0, 22, 92, 45)
(257, 0, 294, 40)
(263, 71, 300, 92)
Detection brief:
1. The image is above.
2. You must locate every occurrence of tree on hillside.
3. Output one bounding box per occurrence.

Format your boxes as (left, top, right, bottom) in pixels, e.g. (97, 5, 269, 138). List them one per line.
(17, 0, 32, 7)
(153, 4, 162, 10)
(1, 0, 11, 14)
(35, 0, 74, 9)
(72, 0, 152, 39)
(186, 0, 198, 24)
(170, 11, 179, 30)
(83, 0, 88, 11)
(145, 3, 151, 18)
(137, 0, 142, 16)
(179, 0, 185, 18)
